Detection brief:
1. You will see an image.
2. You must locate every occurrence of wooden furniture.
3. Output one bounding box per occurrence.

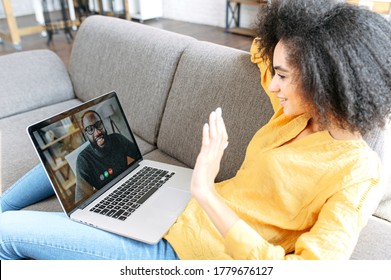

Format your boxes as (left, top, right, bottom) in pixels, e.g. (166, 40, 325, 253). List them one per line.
(0, 0, 81, 50)
(225, 0, 269, 36)
(42, 0, 74, 44)
(37, 117, 84, 209)
(0, 0, 43, 50)
(346, 0, 391, 19)
(0, 0, 130, 50)
(90, 0, 131, 20)
(225, 1, 391, 37)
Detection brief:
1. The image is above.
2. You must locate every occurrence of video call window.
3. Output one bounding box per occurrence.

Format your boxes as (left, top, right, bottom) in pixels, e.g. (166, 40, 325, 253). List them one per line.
(33, 97, 138, 211)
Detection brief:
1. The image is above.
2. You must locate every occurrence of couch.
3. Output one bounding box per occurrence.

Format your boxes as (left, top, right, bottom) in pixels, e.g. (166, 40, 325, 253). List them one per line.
(0, 15, 390, 260)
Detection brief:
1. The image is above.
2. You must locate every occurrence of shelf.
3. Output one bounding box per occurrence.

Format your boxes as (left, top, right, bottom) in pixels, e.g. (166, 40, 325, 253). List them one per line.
(63, 177, 76, 191)
(41, 128, 81, 150)
(228, 0, 266, 5)
(225, 0, 268, 37)
(52, 160, 68, 172)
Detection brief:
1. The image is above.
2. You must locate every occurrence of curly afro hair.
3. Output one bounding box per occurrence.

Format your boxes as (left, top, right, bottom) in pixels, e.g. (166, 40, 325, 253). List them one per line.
(253, 0, 391, 135)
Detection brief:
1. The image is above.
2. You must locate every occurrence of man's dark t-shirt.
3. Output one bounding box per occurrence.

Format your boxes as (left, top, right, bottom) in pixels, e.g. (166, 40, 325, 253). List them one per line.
(76, 133, 138, 191)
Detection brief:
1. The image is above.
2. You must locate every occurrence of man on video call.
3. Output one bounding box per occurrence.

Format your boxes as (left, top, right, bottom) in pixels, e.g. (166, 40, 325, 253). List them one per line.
(75, 110, 138, 202)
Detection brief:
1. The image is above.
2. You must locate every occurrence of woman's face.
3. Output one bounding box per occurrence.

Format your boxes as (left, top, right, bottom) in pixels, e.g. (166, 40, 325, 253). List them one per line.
(268, 41, 313, 117)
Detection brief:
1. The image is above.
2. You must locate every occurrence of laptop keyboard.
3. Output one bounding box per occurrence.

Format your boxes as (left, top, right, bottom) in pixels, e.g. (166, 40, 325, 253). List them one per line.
(89, 166, 175, 221)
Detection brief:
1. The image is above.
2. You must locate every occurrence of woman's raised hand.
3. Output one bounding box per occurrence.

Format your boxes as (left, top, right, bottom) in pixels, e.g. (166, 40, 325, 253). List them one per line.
(191, 107, 229, 202)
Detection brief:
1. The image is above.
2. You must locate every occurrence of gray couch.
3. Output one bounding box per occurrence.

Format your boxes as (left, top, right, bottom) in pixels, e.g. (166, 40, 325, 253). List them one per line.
(0, 15, 390, 260)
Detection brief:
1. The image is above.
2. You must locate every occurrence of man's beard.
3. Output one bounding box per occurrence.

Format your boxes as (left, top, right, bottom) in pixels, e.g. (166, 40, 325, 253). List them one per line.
(90, 134, 107, 151)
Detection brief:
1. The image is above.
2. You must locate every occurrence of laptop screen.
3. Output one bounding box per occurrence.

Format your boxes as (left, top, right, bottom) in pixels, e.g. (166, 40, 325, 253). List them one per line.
(28, 92, 143, 213)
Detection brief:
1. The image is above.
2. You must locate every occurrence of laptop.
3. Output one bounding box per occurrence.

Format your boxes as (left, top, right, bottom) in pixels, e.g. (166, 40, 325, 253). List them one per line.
(27, 91, 193, 244)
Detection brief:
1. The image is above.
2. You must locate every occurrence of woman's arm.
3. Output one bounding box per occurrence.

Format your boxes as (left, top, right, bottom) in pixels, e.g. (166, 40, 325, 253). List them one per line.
(224, 180, 377, 260)
(190, 108, 239, 237)
(191, 109, 380, 259)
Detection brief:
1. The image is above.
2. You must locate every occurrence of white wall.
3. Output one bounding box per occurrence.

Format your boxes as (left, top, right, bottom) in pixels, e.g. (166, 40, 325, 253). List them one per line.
(162, 0, 258, 28)
(1, 0, 258, 29)
(163, 0, 225, 26)
(0, 0, 68, 19)
(0, 0, 34, 18)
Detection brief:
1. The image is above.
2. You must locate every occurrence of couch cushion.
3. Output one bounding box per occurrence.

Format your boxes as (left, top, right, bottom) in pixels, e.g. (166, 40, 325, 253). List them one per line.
(0, 50, 74, 119)
(0, 99, 82, 194)
(68, 16, 196, 146)
(366, 122, 391, 222)
(375, 185, 391, 222)
(22, 196, 62, 212)
(133, 135, 156, 156)
(351, 216, 391, 259)
(143, 149, 189, 168)
(158, 42, 274, 181)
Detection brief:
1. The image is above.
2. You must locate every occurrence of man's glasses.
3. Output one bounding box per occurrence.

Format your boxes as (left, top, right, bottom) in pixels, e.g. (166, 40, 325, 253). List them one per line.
(84, 120, 104, 135)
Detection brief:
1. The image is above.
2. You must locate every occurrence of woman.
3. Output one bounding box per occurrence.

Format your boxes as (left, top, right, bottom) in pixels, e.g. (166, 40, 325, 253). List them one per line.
(1, 0, 391, 260)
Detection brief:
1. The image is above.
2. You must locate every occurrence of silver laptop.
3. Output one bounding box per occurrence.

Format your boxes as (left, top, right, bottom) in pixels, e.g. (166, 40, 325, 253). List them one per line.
(27, 91, 192, 244)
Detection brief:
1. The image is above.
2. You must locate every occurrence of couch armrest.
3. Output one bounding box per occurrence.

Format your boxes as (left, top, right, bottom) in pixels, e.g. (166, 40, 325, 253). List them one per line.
(0, 50, 74, 119)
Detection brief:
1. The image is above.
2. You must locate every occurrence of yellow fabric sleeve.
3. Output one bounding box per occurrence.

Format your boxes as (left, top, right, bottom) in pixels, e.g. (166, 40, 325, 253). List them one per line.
(224, 219, 287, 259)
(224, 176, 379, 260)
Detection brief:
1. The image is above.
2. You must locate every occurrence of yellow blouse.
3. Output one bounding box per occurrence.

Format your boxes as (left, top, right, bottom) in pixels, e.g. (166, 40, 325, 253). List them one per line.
(163, 40, 381, 260)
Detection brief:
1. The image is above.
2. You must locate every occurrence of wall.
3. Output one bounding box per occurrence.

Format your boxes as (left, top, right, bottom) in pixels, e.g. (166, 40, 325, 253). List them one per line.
(1, 0, 258, 29)
(0, 0, 67, 19)
(0, 0, 34, 18)
(162, 0, 258, 28)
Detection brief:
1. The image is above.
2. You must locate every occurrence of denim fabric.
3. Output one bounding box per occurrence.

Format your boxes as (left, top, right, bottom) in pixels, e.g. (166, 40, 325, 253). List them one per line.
(0, 165, 178, 260)
(0, 164, 54, 213)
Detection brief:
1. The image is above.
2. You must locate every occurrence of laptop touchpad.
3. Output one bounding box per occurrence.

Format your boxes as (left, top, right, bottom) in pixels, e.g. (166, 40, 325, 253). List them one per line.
(151, 188, 191, 213)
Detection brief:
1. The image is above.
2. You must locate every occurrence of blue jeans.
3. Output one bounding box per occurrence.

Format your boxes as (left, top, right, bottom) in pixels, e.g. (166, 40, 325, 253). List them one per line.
(0, 165, 179, 260)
